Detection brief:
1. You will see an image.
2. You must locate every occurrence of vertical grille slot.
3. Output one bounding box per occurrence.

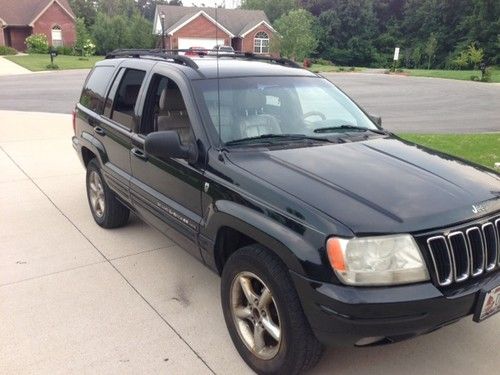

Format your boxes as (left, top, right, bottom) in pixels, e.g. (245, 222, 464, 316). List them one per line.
(496, 219, 500, 266)
(466, 227, 485, 276)
(448, 232, 469, 281)
(482, 222, 497, 270)
(427, 236, 453, 286)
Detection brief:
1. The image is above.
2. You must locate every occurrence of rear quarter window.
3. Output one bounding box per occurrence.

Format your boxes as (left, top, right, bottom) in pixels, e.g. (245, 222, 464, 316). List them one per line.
(80, 66, 115, 113)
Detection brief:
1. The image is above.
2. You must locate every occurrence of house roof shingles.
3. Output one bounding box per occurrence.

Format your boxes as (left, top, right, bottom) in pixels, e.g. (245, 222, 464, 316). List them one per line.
(157, 5, 272, 37)
(0, 0, 75, 26)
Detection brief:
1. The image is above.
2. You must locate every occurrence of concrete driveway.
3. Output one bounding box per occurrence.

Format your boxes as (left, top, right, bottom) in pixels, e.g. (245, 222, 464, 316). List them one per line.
(0, 70, 498, 132)
(0, 110, 499, 374)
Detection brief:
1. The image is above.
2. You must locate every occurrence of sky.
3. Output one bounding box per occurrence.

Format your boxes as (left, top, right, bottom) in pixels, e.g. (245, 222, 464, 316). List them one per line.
(181, 0, 242, 9)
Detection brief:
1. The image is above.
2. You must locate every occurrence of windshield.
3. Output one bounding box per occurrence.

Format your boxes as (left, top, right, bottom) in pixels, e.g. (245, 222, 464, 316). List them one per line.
(192, 76, 378, 145)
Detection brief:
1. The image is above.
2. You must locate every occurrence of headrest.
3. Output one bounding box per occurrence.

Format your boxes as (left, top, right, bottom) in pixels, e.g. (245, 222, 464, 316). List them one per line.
(123, 85, 140, 106)
(240, 89, 265, 111)
(159, 88, 186, 111)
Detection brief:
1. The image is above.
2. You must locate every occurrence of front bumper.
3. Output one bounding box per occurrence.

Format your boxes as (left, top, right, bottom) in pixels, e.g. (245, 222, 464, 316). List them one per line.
(291, 270, 500, 347)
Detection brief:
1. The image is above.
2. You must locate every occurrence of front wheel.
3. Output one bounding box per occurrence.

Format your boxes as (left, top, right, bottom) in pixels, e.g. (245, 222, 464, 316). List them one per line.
(221, 245, 323, 374)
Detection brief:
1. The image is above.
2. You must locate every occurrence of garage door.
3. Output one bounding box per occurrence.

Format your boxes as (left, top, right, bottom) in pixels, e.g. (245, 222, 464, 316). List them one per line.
(178, 37, 220, 52)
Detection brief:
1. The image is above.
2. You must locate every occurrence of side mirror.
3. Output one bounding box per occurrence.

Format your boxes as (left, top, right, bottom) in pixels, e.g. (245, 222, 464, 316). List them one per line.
(145, 131, 197, 163)
(369, 115, 382, 127)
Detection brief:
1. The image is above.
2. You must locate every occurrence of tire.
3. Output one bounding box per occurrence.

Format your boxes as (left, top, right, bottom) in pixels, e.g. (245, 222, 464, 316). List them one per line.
(86, 158, 130, 228)
(221, 244, 324, 375)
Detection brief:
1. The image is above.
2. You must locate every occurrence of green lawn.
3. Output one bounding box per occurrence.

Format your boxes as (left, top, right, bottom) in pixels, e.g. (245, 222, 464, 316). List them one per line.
(5, 54, 103, 71)
(403, 68, 500, 83)
(399, 133, 499, 170)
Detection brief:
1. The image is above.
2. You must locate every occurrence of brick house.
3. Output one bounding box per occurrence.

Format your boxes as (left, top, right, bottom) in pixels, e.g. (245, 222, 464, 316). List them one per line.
(0, 0, 76, 52)
(153, 5, 276, 54)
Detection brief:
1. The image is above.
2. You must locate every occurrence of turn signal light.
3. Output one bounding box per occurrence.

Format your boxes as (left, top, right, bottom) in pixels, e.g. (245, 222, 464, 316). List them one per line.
(326, 237, 345, 271)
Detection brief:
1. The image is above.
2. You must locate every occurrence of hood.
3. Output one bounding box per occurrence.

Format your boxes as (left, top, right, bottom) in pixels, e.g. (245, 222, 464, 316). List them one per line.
(227, 137, 500, 234)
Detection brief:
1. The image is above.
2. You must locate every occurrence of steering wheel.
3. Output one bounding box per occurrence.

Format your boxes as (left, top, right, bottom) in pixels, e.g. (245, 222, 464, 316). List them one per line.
(303, 111, 326, 121)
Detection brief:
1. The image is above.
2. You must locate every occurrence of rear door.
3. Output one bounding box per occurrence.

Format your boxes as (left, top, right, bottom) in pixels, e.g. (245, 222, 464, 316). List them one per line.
(95, 62, 149, 203)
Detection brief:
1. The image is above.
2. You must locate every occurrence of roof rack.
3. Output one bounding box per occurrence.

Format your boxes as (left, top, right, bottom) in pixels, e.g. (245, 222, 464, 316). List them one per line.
(105, 49, 199, 69)
(105, 49, 302, 70)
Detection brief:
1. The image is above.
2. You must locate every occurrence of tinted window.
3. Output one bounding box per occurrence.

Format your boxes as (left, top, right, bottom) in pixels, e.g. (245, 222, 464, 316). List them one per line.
(110, 69, 146, 129)
(80, 66, 115, 113)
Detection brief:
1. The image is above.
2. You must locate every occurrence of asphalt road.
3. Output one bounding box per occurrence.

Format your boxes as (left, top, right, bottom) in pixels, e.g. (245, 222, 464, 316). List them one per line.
(0, 69, 499, 133)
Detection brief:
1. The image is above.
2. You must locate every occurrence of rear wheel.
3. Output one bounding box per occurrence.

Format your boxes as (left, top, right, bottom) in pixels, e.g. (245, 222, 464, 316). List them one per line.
(86, 159, 129, 228)
(221, 245, 323, 374)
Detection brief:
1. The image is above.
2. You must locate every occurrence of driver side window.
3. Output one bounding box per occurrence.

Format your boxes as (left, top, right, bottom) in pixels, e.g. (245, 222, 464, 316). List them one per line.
(140, 74, 195, 145)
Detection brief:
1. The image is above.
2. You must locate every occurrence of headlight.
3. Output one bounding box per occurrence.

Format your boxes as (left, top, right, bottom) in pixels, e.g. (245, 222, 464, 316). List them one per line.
(326, 235, 429, 286)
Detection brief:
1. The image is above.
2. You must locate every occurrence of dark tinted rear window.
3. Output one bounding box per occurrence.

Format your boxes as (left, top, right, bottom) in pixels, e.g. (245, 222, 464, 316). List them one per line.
(80, 66, 115, 113)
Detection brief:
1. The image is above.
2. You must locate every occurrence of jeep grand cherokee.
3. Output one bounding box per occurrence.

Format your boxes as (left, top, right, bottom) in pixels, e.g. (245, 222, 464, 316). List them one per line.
(72, 50, 500, 374)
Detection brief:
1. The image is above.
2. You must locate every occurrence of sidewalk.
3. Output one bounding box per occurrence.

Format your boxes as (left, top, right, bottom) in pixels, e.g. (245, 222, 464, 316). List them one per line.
(0, 56, 31, 76)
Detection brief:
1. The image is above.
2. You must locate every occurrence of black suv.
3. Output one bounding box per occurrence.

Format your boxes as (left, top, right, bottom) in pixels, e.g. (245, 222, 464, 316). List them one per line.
(73, 50, 500, 374)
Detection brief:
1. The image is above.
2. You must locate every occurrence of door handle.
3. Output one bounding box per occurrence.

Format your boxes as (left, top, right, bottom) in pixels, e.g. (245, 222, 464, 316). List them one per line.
(94, 126, 105, 136)
(131, 148, 148, 161)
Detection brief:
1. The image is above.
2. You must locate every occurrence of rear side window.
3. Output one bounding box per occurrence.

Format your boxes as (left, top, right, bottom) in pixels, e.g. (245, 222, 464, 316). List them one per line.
(110, 69, 146, 129)
(80, 66, 115, 113)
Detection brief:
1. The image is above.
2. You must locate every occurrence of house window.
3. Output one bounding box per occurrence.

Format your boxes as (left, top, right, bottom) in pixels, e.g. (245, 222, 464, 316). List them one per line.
(254, 31, 269, 54)
(51, 25, 62, 47)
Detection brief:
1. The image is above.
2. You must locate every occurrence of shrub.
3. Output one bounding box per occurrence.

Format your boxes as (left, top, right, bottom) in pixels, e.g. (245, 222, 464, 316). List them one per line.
(56, 46, 74, 55)
(480, 68, 491, 82)
(82, 39, 96, 57)
(25, 33, 49, 53)
(46, 63, 59, 70)
(0, 46, 17, 55)
(470, 75, 480, 81)
(313, 58, 333, 66)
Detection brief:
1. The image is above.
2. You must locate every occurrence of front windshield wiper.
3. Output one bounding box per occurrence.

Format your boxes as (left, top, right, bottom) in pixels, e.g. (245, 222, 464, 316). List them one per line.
(225, 133, 336, 146)
(314, 125, 387, 135)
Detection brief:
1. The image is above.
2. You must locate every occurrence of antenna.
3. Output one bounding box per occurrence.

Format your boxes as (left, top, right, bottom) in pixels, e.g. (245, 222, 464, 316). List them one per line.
(215, 2, 222, 148)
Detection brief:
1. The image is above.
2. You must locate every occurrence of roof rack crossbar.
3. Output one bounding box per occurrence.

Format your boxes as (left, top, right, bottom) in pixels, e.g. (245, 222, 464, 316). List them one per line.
(142, 49, 301, 68)
(105, 49, 199, 69)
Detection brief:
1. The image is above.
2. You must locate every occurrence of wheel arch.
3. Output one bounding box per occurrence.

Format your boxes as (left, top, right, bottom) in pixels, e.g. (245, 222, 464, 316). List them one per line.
(79, 131, 108, 167)
(204, 201, 324, 277)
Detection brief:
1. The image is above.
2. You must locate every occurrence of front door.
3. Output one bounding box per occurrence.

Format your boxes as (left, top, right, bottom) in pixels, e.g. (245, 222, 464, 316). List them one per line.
(130, 71, 204, 259)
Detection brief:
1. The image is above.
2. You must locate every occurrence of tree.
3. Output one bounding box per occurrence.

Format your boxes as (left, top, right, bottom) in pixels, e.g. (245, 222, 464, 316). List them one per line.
(299, 0, 336, 16)
(273, 9, 318, 61)
(92, 10, 155, 54)
(75, 17, 92, 55)
(128, 12, 156, 50)
(411, 46, 423, 68)
(314, 0, 378, 66)
(137, 1, 169, 21)
(467, 42, 484, 69)
(68, 0, 97, 26)
(241, 0, 298, 23)
(425, 33, 438, 69)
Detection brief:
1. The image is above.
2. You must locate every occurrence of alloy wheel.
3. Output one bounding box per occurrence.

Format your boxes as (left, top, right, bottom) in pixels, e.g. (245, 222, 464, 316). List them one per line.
(230, 271, 282, 360)
(88, 170, 105, 218)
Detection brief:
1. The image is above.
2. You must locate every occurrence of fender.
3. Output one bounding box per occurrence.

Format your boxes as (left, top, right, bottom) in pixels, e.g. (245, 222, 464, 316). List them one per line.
(201, 200, 330, 280)
(80, 130, 108, 166)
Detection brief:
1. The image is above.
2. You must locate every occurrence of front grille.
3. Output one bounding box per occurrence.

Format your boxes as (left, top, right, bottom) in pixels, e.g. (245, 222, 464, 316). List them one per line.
(425, 216, 500, 286)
